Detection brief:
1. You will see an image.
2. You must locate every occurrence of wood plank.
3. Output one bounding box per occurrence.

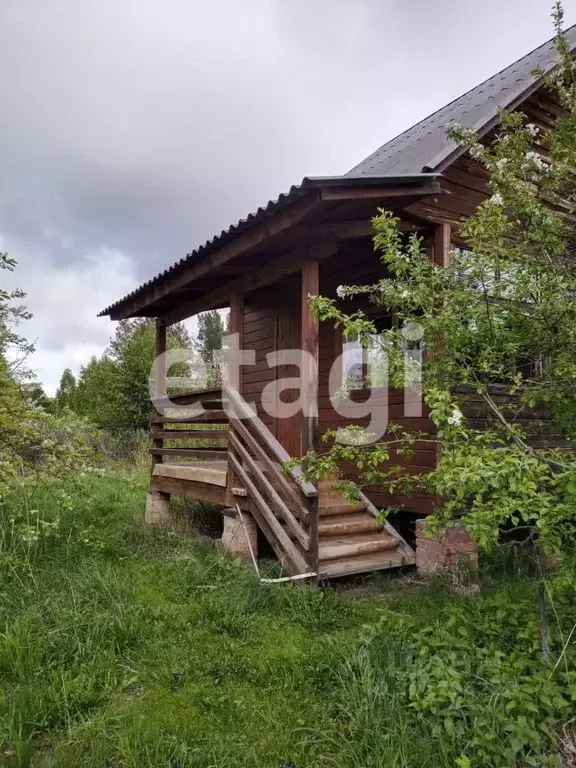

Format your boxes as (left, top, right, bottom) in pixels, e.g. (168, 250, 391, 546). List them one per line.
(151, 411, 228, 423)
(228, 430, 310, 551)
(319, 536, 399, 562)
(151, 476, 231, 507)
(151, 429, 227, 439)
(319, 181, 441, 201)
(225, 386, 317, 497)
(228, 453, 310, 574)
(149, 448, 227, 460)
(229, 416, 310, 523)
(301, 261, 319, 456)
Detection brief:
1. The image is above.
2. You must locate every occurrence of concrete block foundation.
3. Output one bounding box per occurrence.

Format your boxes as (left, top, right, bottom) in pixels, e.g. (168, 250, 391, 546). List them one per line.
(221, 508, 258, 563)
(145, 489, 171, 525)
(416, 519, 478, 575)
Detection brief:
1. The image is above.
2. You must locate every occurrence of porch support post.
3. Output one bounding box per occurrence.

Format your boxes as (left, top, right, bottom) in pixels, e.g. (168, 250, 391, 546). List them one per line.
(432, 221, 452, 513)
(228, 294, 244, 393)
(152, 319, 167, 469)
(433, 221, 451, 268)
(301, 262, 319, 454)
(227, 294, 244, 494)
(301, 262, 320, 578)
(146, 318, 170, 524)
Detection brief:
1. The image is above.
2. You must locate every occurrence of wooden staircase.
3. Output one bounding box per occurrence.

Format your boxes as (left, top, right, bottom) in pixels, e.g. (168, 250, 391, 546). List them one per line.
(316, 479, 414, 578)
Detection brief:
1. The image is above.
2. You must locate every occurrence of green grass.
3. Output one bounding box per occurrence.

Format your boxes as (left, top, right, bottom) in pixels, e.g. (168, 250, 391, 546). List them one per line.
(0, 474, 573, 767)
(0, 475, 385, 767)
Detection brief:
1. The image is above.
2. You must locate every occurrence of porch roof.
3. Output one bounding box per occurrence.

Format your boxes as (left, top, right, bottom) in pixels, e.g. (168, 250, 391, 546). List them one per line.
(98, 173, 440, 321)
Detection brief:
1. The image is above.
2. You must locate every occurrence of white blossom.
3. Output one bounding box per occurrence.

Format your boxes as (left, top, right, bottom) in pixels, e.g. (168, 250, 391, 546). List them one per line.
(526, 122, 539, 137)
(336, 285, 347, 299)
(469, 145, 485, 160)
(447, 407, 463, 426)
(495, 158, 509, 172)
(525, 151, 547, 171)
(490, 192, 504, 205)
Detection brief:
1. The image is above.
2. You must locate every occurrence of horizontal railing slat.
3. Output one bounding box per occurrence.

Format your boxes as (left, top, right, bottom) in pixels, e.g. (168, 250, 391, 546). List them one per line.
(149, 448, 227, 460)
(151, 429, 227, 440)
(152, 411, 228, 424)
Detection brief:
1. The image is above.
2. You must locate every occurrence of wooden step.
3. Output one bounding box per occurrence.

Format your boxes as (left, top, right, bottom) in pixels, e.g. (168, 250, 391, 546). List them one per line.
(319, 534, 400, 563)
(319, 514, 383, 538)
(319, 548, 409, 578)
(318, 499, 366, 516)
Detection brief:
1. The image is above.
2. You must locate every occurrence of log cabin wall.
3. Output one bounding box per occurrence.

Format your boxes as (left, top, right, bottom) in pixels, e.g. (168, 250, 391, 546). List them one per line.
(318, 240, 437, 514)
(404, 84, 562, 238)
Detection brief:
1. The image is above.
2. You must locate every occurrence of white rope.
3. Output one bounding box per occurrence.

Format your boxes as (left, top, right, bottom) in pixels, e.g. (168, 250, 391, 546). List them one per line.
(236, 506, 260, 579)
(235, 504, 317, 584)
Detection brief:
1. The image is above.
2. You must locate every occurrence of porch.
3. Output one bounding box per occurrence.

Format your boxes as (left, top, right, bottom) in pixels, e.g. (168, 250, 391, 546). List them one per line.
(148, 386, 416, 580)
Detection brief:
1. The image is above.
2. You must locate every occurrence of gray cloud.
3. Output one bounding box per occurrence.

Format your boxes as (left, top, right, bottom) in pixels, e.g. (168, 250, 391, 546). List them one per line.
(0, 0, 571, 391)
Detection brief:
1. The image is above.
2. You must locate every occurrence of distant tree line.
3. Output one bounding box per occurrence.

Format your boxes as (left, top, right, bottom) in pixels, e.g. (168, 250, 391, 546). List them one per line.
(53, 311, 225, 432)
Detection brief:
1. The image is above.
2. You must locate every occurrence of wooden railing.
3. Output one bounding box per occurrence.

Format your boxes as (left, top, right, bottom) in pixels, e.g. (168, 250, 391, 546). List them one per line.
(150, 387, 229, 463)
(225, 386, 319, 576)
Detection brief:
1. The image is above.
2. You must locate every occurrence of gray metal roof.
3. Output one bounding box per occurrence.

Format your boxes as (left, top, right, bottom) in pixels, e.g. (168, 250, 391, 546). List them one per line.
(346, 24, 576, 177)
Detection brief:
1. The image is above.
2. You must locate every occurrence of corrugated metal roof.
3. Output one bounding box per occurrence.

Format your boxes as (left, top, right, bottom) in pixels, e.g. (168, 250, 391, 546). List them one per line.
(346, 25, 576, 177)
(100, 25, 576, 319)
(98, 174, 438, 317)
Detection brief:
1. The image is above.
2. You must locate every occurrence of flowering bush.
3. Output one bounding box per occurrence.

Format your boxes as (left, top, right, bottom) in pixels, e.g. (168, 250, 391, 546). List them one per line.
(0, 255, 105, 563)
(305, 7, 576, 561)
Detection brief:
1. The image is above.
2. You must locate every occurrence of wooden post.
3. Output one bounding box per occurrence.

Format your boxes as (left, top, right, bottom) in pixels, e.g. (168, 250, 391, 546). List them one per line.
(146, 318, 170, 524)
(301, 262, 319, 577)
(433, 221, 451, 268)
(228, 294, 244, 393)
(227, 294, 244, 493)
(432, 222, 451, 507)
(152, 319, 167, 469)
(301, 262, 319, 454)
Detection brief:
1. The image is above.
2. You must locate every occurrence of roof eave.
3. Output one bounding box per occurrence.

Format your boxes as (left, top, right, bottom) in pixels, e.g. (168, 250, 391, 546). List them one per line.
(98, 174, 442, 319)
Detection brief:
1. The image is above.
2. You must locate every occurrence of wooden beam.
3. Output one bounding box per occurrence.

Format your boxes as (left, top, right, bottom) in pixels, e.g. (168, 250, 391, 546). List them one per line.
(433, 221, 452, 268)
(228, 294, 243, 393)
(161, 241, 337, 326)
(301, 262, 320, 576)
(151, 320, 167, 470)
(319, 181, 441, 202)
(151, 476, 231, 507)
(285, 219, 426, 244)
(301, 261, 319, 455)
(111, 194, 322, 319)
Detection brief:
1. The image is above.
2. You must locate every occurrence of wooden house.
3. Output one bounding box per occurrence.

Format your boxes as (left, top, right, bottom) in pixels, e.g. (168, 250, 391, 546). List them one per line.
(100, 27, 576, 579)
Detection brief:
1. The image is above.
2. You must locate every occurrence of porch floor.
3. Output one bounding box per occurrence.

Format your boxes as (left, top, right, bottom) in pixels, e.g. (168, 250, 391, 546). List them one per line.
(153, 461, 227, 487)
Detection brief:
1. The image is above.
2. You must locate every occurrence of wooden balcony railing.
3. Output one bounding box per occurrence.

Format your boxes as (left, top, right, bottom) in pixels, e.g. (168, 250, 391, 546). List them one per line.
(149, 385, 319, 576)
(150, 387, 229, 463)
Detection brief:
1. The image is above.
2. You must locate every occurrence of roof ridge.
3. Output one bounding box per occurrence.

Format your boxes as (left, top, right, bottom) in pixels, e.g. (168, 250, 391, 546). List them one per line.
(346, 22, 576, 177)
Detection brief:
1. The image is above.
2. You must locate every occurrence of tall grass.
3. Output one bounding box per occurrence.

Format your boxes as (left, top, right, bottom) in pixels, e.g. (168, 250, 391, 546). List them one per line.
(0, 472, 570, 767)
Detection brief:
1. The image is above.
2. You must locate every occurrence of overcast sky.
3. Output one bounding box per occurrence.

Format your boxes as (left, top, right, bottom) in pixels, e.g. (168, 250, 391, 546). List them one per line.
(1, 0, 573, 394)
